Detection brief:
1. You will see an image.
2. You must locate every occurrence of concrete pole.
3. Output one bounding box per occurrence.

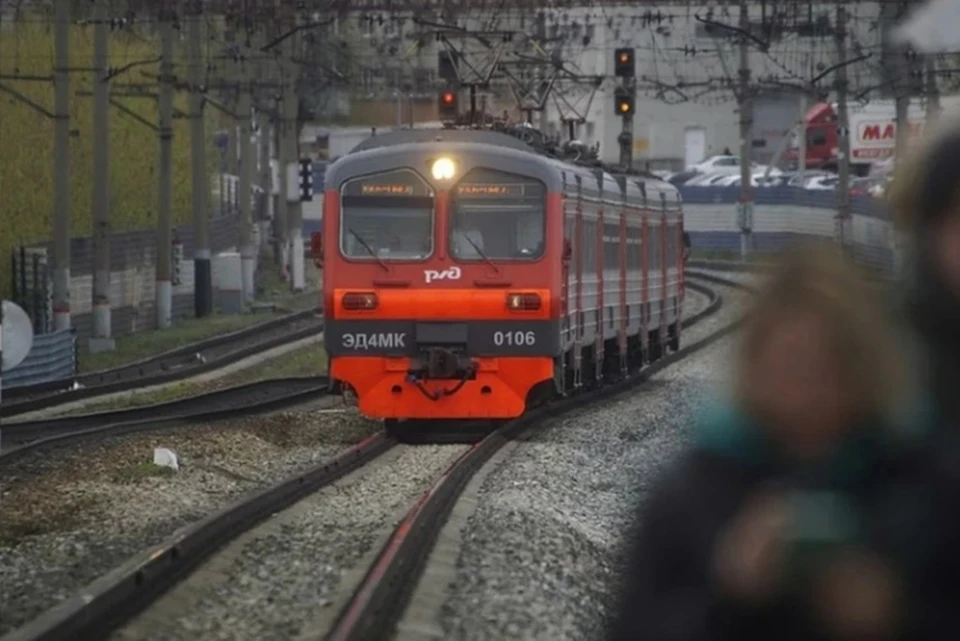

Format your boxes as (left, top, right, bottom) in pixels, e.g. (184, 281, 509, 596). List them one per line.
(257, 109, 273, 259)
(188, 8, 212, 318)
(156, 7, 175, 329)
(617, 77, 635, 169)
(90, 0, 113, 350)
(52, 0, 71, 331)
(737, 0, 754, 260)
(925, 56, 941, 120)
(256, 21, 274, 261)
(797, 93, 807, 185)
(238, 60, 256, 300)
(835, 3, 853, 250)
(284, 5, 305, 291)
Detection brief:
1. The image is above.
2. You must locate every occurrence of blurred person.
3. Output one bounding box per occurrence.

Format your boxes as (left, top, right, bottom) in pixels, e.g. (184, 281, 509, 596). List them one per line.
(606, 243, 960, 641)
(889, 120, 960, 433)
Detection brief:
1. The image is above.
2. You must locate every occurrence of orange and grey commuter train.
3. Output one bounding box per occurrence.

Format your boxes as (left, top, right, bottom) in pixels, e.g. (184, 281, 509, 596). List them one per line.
(314, 128, 686, 425)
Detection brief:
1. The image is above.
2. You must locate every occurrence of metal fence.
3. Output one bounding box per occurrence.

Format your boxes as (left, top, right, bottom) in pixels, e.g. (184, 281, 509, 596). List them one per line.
(13, 213, 239, 341)
(679, 185, 898, 276)
(2, 329, 76, 389)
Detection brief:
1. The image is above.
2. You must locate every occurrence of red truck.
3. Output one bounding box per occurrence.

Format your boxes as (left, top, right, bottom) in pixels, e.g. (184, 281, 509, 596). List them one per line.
(785, 100, 927, 176)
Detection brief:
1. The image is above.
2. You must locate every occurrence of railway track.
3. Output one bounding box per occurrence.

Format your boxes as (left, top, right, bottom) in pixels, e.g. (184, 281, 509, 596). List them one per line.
(1, 309, 324, 419)
(2, 274, 742, 641)
(0, 376, 331, 464)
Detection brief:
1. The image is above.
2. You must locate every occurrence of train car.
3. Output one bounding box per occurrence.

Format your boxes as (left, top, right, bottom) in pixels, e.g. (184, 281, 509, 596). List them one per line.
(313, 128, 685, 426)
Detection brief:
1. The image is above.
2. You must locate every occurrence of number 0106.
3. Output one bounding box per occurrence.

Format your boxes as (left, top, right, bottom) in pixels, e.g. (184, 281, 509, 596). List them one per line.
(493, 330, 536, 347)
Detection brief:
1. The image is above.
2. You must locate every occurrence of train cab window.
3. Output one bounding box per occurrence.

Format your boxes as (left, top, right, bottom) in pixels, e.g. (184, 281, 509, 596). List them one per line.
(339, 169, 434, 260)
(450, 169, 545, 261)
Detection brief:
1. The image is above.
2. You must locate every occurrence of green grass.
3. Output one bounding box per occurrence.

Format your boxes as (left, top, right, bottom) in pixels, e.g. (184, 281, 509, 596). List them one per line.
(65, 342, 329, 415)
(112, 461, 177, 484)
(78, 312, 286, 373)
(79, 263, 323, 373)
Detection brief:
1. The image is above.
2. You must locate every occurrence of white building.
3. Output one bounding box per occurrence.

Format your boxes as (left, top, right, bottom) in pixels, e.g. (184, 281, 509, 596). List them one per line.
(533, 1, 885, 171)
(325, 2, 900, 171)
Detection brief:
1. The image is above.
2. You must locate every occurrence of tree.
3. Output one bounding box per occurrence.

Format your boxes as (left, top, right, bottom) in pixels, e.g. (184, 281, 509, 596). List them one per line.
(0, 17, 218, 299)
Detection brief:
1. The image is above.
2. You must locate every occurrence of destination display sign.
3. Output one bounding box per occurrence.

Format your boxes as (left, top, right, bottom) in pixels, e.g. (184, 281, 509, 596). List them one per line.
(360, 184, 415, 195)
(343, 168, 431, 197)
(456, 183, 540, 198)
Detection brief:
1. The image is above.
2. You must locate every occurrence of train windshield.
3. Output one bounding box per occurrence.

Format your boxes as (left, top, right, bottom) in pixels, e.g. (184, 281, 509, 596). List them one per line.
(449, 169, 545, 261)
(339, 169, 434, 260)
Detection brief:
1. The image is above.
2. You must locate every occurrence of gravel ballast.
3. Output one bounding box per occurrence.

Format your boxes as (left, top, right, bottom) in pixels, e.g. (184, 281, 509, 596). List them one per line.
(437, 295, 743, 640)
(109, 444, 469, 641)
(0, 407, 379, 637)
(1, 276, 745, 640)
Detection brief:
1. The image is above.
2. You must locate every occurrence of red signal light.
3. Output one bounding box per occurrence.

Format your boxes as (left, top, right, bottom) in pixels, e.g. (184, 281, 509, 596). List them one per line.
(442, 92, 455, 104)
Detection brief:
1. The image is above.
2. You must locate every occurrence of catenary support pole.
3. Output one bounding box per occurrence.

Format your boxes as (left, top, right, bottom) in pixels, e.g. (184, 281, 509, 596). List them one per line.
(156, 5, 175, 329)
(256, 21, 274, 261)
(617, 76, 635, 170)
(737, 0, 754, 260)
(258, 107, 273, 259)
(284, 3, 305, 292)
(925, 55, 941, 120)
(834, 3, 853, 250)
(90, 0, 113, 350)
(797, 93, 807, 186)
(188, 6, 212, 317)
(238, 54, 256, 301)
(52, 0, 71, 331)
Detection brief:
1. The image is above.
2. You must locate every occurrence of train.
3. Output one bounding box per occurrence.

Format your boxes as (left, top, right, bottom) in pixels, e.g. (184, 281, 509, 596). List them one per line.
(312, 126, 686, 429)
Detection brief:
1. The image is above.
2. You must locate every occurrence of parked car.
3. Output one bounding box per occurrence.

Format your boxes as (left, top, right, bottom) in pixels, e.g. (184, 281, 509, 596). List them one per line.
(691, 154, 743, 175)
(667, 169, 701, 185)
(804, 175, 840, 190)
(685, 172, 734, 187)
(788, 170, 835, 187)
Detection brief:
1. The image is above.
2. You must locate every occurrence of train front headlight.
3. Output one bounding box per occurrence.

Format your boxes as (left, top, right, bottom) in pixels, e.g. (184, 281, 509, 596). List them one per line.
(431, 157, 457, 181)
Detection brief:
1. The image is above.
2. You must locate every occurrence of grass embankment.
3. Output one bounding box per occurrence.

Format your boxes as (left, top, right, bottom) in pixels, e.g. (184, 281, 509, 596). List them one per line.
(78, 264, 323, 373)
(67, 341, 329, 415)
(79, 312, 286, 373)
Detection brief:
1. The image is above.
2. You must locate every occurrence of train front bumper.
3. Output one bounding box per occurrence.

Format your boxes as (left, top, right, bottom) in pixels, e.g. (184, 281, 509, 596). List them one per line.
(331, 356, 554, 420)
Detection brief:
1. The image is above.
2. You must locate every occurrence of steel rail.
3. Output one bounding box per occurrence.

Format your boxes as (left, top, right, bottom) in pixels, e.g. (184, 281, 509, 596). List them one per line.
(326, 274, 745, 641)
(0, 376, 330, 465)
(3, 309, 324, 418)
(4, 275, 734, 641)
(0, 432, 397, 641)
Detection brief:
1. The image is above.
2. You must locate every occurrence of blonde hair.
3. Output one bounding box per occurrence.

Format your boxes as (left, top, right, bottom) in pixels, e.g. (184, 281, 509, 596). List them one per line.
(734, 242, 907, 421)
(888, 112, 960, 232)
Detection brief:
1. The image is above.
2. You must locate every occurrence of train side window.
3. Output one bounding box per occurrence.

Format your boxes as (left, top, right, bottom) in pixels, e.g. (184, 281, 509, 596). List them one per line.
(665, 223, 676, 265)
(583, 219, 597, 273)
(627, 223, 641, 267)
(603, 222, 620, 270)
(648, 224, 661, 269)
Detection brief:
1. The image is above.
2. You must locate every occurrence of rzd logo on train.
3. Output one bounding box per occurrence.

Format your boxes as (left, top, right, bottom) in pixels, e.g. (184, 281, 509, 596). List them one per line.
(424, 266, 462, 283)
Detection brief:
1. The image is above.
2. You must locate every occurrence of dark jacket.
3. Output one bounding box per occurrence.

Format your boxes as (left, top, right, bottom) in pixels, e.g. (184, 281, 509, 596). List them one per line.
(903, 257, 960, 433)
(606, 402, 960, 641)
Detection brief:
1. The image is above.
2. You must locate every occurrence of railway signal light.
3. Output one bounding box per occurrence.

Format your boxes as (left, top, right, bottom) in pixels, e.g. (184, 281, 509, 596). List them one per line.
(614, 87, 634, 116)
(614, 47, 635, 77)
(439, 89, 458, 120)
(299, 158, 313, 202)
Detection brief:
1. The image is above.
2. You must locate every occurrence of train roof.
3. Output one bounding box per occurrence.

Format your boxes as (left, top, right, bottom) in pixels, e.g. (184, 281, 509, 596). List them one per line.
(350, 128, 535, 154)
(338, 125, 681, 205)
